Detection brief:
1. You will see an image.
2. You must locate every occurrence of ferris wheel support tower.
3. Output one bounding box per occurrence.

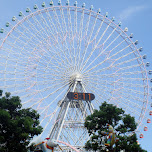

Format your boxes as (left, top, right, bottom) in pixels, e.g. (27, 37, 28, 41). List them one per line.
(49, 73, 94, 151)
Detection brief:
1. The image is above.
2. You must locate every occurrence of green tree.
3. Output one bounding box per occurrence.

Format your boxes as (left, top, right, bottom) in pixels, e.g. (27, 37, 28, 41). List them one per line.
(0, 90, 43, 152)
(84, 102, 147, 152)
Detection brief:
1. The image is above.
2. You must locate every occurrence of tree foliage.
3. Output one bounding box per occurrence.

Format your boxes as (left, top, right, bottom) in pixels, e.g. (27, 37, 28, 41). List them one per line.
(84, 102, 147, 152)
(0, 90, 43, 152)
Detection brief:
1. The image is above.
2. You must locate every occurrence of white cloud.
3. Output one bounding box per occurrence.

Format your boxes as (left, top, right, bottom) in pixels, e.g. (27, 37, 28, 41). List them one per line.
(118, 5, 148, 21)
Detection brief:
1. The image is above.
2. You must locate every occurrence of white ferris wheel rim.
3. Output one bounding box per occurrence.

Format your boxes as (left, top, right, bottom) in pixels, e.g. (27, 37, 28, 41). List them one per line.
(0, 3, 150, 141)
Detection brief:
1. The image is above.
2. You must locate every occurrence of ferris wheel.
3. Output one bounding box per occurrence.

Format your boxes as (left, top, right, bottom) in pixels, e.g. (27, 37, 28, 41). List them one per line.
(0, 0, 152, 151)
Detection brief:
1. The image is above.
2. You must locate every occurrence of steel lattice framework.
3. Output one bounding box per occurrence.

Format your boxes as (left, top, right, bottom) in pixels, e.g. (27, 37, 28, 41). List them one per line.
(0, 1, 151, 151)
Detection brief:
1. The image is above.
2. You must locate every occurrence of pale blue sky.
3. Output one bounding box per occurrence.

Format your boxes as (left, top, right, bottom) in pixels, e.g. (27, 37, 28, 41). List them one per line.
(0, 0, 152, 151)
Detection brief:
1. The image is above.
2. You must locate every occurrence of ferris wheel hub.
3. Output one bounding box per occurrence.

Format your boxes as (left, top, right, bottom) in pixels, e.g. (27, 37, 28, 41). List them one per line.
(70, 72, 82, 82)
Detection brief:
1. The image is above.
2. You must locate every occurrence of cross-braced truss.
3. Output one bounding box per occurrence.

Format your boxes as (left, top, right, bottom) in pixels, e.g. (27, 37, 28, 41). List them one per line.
(50, 80, 93, 151)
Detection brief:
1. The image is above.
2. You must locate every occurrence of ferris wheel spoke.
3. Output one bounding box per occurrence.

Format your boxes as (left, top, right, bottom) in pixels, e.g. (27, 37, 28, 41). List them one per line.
(83, 11, 92, 39)
(36, 71, 62, 80)
(51, 7, 72, 65)
(83, 83, 101, 109)
(32, 39, 72, 68)
(79, 13, 100, 71)
(84, 83, 111, 106)
(82, 25, 119, 72)
(121, 86, 147, 96)
(83, 12, 99, 46)
(46, 37, 73, 68)
(13, 20, 49, 46)
(81, 17, 114, 71)
(39, 59, 69, 73)
(73, 7, 78, 70)
(58, 7, 73, 64)
(83, 78, 116, 88)
(83, 38, 130, 72)
(44, 10, 69, 60)
(2, 39, 23, 50)
(52, 7, 65, 37)
(44, 8, 72, 63)
(32, 53, 70, 73)
(82, 38, 131, 74)
(20, 80, 69, 101)
(115, 100, 142, 119)
(86, 76, 147, 91)
(20, 90, 39, 100)
(29, 11, 50, 38)
(40, 85, 73, 118)
(3, 57, 35, 66)
(102, 25, 118, 46)
(35, 78, 67, 86)
(111, 95, 143, 118)
(3, 23, 40, 47)
(117, 63, 143, 72)
(86, 69, 146, 80)
(1, 13, 49, 50)
(5, 35, 33, 50)
(111, 56, 141, 69)
(116, 81, 147, 89)
(37, 8, 60, 38)
(42, 57, 70, 72)
(96, 30, 123, 52)
(89, 17, 106, 44)
(73, 6, 78, 66)
(106, 96, 142, 120)
(86, 82, 113, 101)
(39, 81, 69, 99)
(103, 36, 128, 55)
(44, 8, 60, 34)
(119, 90, 146, 106)
(29, 85, 69, 115)
(79, 10, 92, 68)
(60, 7, 74, 65)
(76, 8, 85, 71)
(35, 82, 69, 97)
(83, 79, 113, 89)
(35, 72, 62, 79)
(2, 35, 50, 66)
(12, 27, 41, 46)
(83, 56, 142, 79)
(2, 87, 27, 96)
(87, 81, 114, 94)
(114, 88, 144, 106)
(89, 46, 136, 75)
(40, 107, 59, 137)
(88, 81, 143, 109)
(109, 46, 135, 62)
(116, 70, 145, 77)
(2, 81, 36, 90)
(65, 7, 76, 67)
(17, 12, 72, 66)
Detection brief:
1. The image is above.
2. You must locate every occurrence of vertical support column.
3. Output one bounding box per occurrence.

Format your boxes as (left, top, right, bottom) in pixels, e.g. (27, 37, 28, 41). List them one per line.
(49, 81, 78, 140)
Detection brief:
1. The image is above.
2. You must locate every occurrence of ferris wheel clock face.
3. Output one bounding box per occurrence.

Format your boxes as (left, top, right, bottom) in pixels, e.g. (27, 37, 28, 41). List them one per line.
(67, 92, 95, 101)
(0, 0, 151, 151)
